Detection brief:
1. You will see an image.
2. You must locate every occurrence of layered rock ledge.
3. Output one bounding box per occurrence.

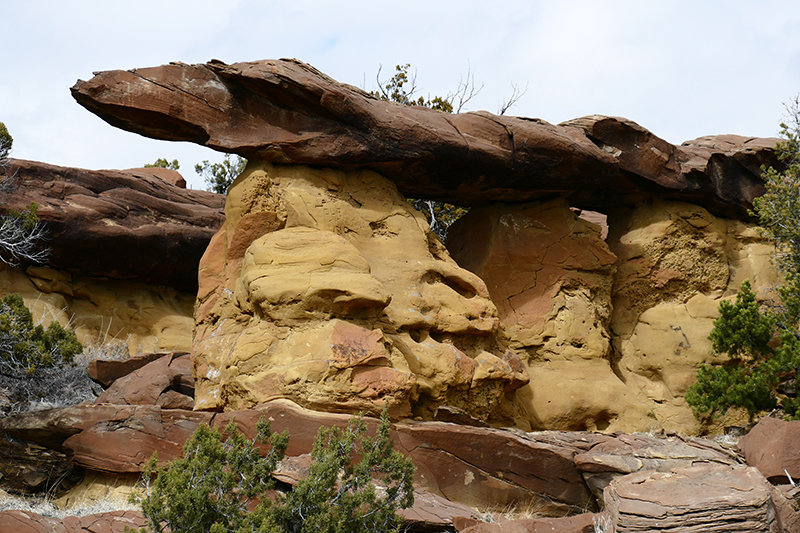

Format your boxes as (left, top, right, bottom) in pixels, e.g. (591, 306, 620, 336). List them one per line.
(71, 59, 779, 219)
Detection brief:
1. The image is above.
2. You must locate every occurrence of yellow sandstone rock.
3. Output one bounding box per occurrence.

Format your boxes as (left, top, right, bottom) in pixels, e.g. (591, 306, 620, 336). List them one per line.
(193, 161, 527, 422)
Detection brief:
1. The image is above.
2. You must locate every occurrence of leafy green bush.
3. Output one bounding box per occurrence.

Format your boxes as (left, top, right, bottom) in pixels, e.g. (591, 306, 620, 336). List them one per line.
(0, 294, 82, 377)
(686, 281, 800, 420)
(133, 409, 415, 533)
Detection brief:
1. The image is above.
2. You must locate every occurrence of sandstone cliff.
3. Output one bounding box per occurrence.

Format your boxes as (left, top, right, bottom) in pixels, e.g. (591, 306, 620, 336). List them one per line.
(68, 58, 783, 433)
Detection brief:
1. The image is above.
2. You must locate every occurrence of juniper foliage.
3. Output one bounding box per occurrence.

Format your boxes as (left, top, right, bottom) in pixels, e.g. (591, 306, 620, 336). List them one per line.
(132, 409, 415, 533)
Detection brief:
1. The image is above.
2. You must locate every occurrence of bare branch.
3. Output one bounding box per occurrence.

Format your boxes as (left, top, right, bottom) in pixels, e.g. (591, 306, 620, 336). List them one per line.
(0, 209, 50, 266)
(448, 65, 484, 113)
(498, 81, 529, 116)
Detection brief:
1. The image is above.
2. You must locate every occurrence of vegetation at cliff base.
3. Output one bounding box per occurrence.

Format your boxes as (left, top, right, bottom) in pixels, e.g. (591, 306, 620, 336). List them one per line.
(687, 96, 800, 421)
(132, 409, 415, 533)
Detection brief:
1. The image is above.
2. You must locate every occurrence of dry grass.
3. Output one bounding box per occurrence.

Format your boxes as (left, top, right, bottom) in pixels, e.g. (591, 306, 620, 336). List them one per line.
(0, 489, 139, 519)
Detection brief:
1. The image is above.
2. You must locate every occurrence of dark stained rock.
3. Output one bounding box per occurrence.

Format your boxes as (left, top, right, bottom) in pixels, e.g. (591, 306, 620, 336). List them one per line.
(71, 59, 780, 219)
(0, 432, 80, 495)
(1, 159, 225, 291)
(94, 352, 193, 406)
(604, 464, 778, 532)
(0, 510, 148, 533)
(739, 416, 800, 483)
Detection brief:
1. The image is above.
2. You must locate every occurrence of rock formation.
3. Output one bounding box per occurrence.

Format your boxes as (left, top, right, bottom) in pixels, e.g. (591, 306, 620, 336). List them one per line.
(67, 57, 785, 432)
(0, 160, 224, 353)
(71, 59, 779, 219)
(193, 161, 527, 422)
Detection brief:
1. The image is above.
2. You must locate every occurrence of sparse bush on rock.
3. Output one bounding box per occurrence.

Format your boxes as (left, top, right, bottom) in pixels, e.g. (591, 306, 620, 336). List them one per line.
(132, 409, 415, 533)
(0, 294, 94, 414)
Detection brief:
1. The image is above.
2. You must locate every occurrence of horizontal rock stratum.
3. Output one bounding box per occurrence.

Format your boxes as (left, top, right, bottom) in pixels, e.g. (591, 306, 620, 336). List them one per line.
(71, 58, 779, 219)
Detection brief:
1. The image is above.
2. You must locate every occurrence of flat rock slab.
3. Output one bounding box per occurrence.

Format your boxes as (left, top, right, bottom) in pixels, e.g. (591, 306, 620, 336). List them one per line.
(604, 464, 778, 532)
(71, 58, 779, 219)
(574, 432, 741, 503)
(739, 416, 800, 483)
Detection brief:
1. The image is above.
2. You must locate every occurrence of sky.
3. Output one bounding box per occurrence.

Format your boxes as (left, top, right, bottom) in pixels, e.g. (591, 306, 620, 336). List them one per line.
(3, 0, 800, 191)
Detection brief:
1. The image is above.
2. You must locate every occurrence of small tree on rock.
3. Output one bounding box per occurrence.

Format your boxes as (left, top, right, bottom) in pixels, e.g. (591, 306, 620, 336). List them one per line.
(132, 409, 415, 533)
(196, 154, 247, 194)
(145, 158, 180, 170)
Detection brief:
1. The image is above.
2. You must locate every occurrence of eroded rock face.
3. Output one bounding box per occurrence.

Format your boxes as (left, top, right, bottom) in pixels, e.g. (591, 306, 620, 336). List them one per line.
(447, 199, 654, 432)
(0, 264, 196, 354)
(608, 201, 778, 432)
(193, 161, 527, 422)
(447, 198, 776, 433)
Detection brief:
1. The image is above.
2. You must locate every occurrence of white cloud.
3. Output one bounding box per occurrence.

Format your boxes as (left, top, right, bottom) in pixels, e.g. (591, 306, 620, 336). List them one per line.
(2, 0, 799, 190)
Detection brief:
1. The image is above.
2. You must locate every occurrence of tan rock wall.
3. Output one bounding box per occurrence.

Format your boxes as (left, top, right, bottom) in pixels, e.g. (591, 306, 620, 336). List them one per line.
(448, 199, 777, 434)
(0, 264, 195, 355)
(608, 201, 778, 433)
(193, 161, 527, 422)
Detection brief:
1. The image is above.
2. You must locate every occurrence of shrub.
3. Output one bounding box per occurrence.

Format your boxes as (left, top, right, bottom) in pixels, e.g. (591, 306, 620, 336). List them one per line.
(685, 281, 800, 420)
(133, 409, 415, 533)
(0, 294, 91, 414)
(0, 294, 82, 377)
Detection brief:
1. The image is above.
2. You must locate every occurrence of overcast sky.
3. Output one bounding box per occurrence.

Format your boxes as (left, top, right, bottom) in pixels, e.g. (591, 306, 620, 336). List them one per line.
(3, 0, 800, 190)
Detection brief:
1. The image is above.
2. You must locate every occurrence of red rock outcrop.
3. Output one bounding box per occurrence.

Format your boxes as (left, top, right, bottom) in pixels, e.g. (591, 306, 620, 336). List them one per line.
(70, 59, 779, 219)
(0, 401, 596, 513)
(739, 417, 800, 483)
(2, 159, 224, 291)
(0, 510, 148, 533)
(94, 352, 193, 409)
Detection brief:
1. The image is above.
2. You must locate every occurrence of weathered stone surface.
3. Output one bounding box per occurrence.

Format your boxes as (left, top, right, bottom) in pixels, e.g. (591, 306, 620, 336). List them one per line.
(604, 464, 778, 532)
(739, 417, 800, 483)
(2, 159, 224, 291)
(94, 352, 193, 407)
(193, 161, 525, 423)
(0, 510, 147, 533)
(447, 198, 656, 432)
(459, 513, 603, 533)
(124, 166, 186, 188)
(772, 485, 800, 533)
(574, 432, 741, 504)
(71, 59, 779, 218)
(608, 201, 779, 432)
(1, 400, 594, 512)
